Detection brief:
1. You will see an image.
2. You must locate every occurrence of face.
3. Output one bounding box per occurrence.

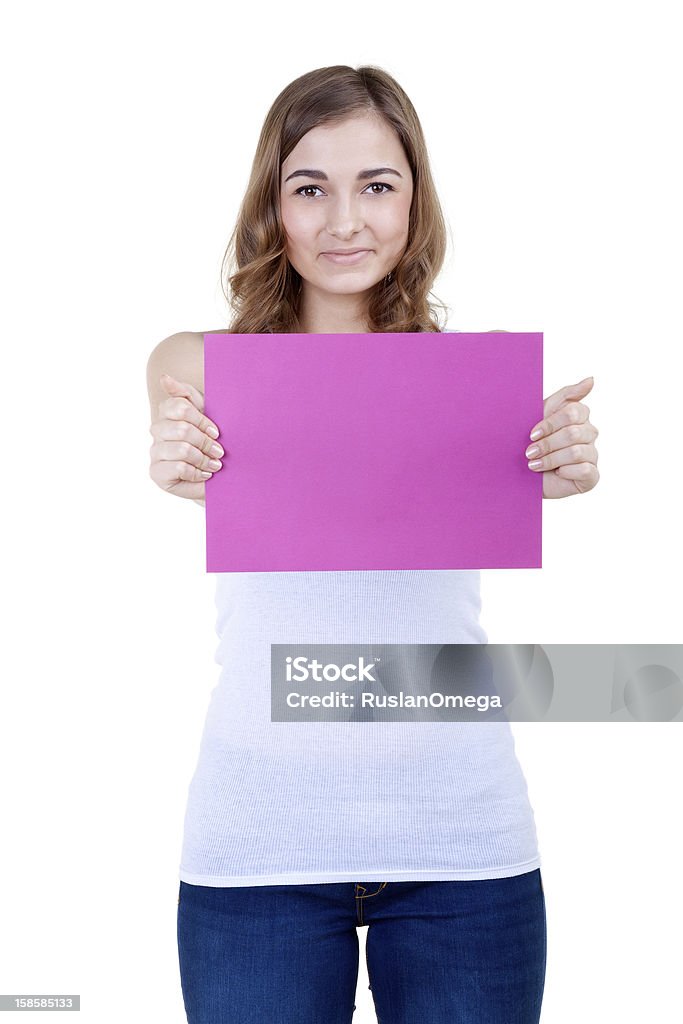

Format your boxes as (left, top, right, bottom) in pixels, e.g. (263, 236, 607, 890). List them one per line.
(279, 113, 414, 302)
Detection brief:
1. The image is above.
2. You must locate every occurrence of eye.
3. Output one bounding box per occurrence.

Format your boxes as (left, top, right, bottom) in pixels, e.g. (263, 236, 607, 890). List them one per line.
(293, 182, 396, 198)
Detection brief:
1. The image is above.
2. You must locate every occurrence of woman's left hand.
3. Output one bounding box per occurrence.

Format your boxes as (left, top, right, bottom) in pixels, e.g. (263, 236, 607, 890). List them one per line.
(525, 377, 600, 499)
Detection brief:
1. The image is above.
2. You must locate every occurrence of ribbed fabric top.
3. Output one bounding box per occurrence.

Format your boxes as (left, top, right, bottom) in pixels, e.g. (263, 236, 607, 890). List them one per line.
(179, 571, 542, 889)
(178, 332, 541, 887)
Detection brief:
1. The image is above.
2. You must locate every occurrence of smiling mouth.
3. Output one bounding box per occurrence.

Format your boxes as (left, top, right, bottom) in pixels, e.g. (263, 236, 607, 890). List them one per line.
(320, 250, 373, 265)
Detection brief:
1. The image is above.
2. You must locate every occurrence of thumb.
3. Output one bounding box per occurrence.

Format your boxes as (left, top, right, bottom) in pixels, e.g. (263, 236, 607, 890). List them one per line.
(553, 376, 595, 411)
(543, 375, 595, 417)
(159, 372, 205, 412)
(565, 376, 594, 396)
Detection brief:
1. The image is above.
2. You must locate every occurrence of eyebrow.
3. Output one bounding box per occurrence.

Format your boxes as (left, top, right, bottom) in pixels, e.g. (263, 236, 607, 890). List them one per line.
(283, 166, 403, 183)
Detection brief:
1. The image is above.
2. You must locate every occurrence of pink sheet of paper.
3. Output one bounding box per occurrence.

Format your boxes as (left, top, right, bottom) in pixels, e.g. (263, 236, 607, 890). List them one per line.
(204, 332, 542, 572)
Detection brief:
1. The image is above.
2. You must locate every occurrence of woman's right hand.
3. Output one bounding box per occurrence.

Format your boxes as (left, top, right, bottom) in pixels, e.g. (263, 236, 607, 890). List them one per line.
(148, 373, 225, 502)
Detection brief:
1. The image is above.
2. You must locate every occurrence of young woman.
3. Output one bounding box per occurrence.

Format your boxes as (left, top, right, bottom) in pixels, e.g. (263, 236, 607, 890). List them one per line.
(147, 64, 599, 1024)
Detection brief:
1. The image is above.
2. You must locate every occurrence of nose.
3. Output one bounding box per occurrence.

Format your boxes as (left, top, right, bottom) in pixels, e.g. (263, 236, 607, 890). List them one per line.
(325, 194, 366, 239)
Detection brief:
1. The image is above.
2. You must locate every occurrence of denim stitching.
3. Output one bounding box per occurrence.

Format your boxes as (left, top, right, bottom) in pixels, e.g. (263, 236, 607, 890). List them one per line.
(354, 882, 388, 925)
(355, 883, 366, 925)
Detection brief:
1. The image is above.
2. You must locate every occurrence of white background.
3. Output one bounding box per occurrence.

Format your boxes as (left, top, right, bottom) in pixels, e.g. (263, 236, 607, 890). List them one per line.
(1, 0, 681, 1021)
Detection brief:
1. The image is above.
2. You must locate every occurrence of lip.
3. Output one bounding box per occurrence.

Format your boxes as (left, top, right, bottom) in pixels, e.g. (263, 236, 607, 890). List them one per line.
(321, 249, 372, 265)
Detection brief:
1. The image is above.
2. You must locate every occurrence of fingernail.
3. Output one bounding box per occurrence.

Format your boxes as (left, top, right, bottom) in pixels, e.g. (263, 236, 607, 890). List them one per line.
(530, 428, 543, 441)
(525, 445, 540, 458)
(207, 425, 219, 438)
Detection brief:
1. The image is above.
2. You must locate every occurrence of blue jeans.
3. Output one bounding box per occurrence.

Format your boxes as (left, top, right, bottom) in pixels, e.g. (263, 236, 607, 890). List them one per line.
(177, 868, 547, 1023)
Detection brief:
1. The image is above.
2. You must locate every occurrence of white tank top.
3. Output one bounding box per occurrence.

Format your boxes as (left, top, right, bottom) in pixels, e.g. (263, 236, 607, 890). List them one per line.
(178, 330, 542, 887)
(178, 566, 542, 886)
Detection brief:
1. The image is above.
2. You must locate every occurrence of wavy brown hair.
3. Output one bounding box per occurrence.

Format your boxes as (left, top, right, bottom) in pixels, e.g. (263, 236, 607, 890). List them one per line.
(220, 64, 450, 334)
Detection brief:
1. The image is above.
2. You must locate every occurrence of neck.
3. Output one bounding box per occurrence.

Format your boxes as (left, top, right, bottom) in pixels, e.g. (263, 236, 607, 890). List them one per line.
(297, 284, 371, 334)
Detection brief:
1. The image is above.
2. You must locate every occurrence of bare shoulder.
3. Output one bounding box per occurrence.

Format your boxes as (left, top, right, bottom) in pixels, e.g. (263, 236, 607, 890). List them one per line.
(147, 329, 205, 380)
(146, 330, 206, 421)
(146, 327, 234, 420)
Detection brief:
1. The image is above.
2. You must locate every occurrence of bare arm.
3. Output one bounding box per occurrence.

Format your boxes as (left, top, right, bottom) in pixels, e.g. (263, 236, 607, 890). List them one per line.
(146, 331, 212, 507)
